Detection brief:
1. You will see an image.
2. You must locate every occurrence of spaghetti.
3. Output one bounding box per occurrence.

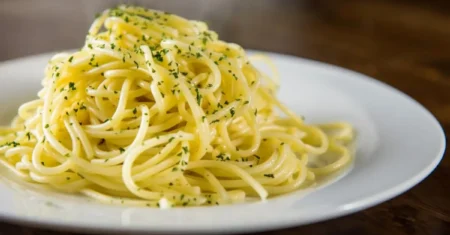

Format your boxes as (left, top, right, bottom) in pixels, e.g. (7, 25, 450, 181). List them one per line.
(0, 5, 354, 208)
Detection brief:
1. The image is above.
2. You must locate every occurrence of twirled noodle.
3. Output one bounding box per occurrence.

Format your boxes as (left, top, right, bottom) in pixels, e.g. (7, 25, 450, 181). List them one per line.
(0, 5, 354, 208)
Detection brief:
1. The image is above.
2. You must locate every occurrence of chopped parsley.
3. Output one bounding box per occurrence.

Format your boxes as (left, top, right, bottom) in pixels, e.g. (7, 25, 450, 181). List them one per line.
(68, 56, 74, 63)
(2, 141, 20, 147)
(153, 51, 163, 62)
(132, 108, 137, 115)
(182, 146, 189, 154)
(119, 147, 125, 153)
(264, 174, 275, 178)
(230, 108, 235, 117)
(195, 88, 202, 105)
(68, 82, 76, 91)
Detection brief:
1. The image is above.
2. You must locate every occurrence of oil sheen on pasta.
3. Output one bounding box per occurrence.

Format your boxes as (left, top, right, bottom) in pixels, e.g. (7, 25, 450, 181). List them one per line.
(0, 5, 354, 208)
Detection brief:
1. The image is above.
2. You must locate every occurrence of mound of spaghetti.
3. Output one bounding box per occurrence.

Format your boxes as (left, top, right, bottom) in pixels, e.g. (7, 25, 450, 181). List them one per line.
(0, 5, 353, 208)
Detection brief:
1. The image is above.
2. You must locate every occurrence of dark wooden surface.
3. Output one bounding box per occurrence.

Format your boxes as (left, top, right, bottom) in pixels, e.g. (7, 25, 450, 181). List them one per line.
(1, 0, 449, 234)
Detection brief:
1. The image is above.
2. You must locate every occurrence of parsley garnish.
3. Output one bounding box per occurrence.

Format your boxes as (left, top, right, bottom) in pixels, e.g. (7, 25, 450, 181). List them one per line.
(264, 174, 275, 178)
(153, 51, 163, 62)
(230, 108, 235, 117)
(68, 82, 76, 91)
(195, 88, 202, 105)
(2, 141, 20, 147)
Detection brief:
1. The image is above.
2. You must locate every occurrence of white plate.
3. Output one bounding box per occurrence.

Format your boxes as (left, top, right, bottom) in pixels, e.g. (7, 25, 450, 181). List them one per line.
(0, 51, 445, 234)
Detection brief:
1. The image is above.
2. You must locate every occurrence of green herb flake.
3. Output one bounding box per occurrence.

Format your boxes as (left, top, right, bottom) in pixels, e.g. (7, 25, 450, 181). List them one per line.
(230, 108, 235, 117)
(68, 82, 76, 91)
(195, 88, 202, 105)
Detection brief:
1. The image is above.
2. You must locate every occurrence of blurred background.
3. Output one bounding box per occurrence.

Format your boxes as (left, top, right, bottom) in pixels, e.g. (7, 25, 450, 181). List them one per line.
(1, 0, 449, 75)
(1, 0, 450, 234)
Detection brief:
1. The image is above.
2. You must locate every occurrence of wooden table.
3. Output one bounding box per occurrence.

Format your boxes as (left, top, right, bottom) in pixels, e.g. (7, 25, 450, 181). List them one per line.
(1, 0, 449, 234)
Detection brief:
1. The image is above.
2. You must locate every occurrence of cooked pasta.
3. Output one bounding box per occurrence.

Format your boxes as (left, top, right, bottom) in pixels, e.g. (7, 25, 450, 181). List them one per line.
(0, 5, 354, 208)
